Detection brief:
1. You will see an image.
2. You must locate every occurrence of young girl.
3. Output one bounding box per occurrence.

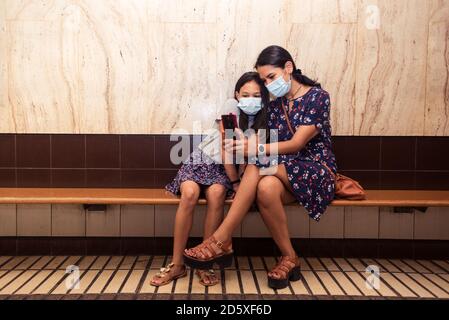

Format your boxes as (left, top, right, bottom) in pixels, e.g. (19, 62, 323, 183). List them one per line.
(150, 72, 269, 287)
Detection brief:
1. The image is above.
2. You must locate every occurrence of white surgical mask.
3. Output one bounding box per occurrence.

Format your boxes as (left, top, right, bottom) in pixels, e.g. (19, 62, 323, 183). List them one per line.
(266, 73, 291, 98)
(237, 97, 262, 115)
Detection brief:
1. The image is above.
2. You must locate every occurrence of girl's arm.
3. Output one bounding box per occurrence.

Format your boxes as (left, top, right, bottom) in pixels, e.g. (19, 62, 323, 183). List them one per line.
(219, 120, 241, 197)
(224, 163, 240, 199)
(224, 164, 239, 183)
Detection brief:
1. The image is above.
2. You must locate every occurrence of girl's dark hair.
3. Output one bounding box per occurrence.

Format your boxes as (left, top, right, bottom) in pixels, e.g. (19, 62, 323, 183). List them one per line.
(234, 72, 269, 134)
(254, 45, 321, 88)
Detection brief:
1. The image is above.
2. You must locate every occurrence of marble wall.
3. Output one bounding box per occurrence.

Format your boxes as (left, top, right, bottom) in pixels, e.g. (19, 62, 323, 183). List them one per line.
(0, 0, 448, 135)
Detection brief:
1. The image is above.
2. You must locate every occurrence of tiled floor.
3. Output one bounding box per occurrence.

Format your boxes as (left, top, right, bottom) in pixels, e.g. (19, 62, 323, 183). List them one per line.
(0, 256, 448, 300)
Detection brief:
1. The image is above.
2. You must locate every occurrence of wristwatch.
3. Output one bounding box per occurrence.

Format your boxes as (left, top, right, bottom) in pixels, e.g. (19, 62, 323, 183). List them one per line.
(258, 144, 266, 155)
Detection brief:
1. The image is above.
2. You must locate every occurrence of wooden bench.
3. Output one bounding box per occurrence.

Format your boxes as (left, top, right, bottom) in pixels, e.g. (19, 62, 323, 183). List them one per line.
(1, 188, 448, 258)
(1, 188, 449, 209)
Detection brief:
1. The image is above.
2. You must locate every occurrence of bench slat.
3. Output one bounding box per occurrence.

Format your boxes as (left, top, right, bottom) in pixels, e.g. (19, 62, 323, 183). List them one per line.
(0, 188, 448, 207)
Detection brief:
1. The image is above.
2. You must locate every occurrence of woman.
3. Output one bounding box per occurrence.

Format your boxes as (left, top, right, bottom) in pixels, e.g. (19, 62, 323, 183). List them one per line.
(183, 45, 337, 290)
(150, 72, 269, 287)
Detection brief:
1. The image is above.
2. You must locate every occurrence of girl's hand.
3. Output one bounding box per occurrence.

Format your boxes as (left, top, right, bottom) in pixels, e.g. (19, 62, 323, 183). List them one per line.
(238, 164, 247, 178)
(230, 183, 240, 199)
(234, 140, 247, 158)
(225, 129, 250, 158)
(223, 138, 235, 165)
(224, 138, 235, 154)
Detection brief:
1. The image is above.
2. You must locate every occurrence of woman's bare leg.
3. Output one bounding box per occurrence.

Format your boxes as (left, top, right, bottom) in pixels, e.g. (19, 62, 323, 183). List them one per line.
(257, 175, 296, 258)
(184, 164, 262, 259)
(257, 165, 299, 279)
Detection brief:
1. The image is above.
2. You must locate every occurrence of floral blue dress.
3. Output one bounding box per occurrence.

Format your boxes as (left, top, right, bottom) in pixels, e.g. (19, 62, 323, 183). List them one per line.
(257, 87, 337, 221)
(165, 148, 234, 197)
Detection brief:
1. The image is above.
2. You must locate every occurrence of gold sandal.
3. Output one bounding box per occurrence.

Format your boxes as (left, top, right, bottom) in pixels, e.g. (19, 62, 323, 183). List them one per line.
(196, 269, 220, 287)
(150, 262, 187, 287)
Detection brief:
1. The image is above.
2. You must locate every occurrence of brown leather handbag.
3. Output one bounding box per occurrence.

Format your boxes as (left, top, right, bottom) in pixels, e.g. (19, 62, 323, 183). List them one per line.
(318, 162, 367, 200)
(280, 101, 367, 200)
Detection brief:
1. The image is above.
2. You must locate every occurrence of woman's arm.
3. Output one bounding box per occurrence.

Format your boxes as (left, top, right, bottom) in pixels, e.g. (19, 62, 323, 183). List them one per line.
(265, 125, 319, 155)
(266, 90, 330, 156)
(226, 125, 319, 157)
(229, 90, 330, 157)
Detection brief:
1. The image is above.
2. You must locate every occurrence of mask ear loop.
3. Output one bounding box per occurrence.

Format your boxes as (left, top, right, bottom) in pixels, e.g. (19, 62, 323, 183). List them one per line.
(284, 61, 293, 81)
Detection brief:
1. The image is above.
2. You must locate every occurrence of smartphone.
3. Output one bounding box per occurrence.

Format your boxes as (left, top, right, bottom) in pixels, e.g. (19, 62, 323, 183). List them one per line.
(221, 113, 238, 140)
(221, 113, 238, 130)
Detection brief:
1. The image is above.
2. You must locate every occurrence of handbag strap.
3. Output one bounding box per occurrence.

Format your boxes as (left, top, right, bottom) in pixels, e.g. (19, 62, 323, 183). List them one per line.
(280, 100, 337, 179)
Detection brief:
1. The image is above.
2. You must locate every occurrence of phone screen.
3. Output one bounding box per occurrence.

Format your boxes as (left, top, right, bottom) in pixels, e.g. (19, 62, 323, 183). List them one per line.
(221, 114, 237, 130)
(221, 114, 238, 140)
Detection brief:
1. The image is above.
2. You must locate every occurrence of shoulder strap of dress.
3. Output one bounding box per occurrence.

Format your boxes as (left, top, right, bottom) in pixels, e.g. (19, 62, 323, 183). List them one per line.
(280, 99, 296, 136)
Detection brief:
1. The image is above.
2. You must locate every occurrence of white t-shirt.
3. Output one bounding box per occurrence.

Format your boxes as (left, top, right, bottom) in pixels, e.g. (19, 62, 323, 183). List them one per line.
(197, 100, 240, 163)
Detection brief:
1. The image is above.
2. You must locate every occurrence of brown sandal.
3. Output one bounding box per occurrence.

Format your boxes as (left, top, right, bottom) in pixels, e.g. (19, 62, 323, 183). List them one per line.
(268, 256, 301, 289)
(183, 236, 233, 270)
(196, 269, 220, 287)
(150, 262, 187, 287)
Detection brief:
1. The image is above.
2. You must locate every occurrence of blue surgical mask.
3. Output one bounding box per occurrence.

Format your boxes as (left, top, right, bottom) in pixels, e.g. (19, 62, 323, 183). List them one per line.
(266, 73, 291, 98)
(237, 97, 262, 115)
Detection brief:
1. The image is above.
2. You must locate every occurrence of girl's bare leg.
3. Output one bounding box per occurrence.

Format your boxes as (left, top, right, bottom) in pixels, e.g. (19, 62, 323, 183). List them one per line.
(171, 181, 201, 265)
(212, 164, 262, 243)
(152, 181, 200, 285)
(200, 184, 227, 285)
(203, 184, 226, 239)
